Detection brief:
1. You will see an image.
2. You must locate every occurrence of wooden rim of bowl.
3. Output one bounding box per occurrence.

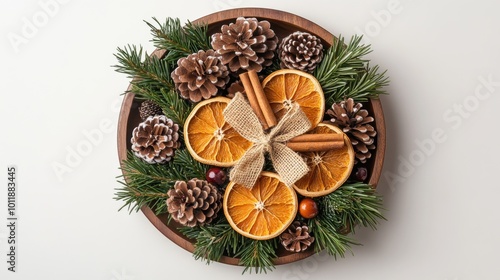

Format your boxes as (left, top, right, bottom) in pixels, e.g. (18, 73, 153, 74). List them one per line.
(116, 7, 386, 266)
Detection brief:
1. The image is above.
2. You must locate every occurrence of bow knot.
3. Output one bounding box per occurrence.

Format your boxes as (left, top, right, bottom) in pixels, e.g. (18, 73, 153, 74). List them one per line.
(223, 92, 311, 188)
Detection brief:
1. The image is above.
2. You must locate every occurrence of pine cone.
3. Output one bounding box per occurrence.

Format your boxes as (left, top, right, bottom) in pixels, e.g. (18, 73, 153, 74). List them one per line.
(280, 221, 315, 252)
(171, 49, 229, 103)
(131, 115, 180, 164)
(211, 17, 278, 73)
(166, 179, 222, 227)
(279, 31, 324, 73)
(327, 98, 377, 164)
(139, 100, 163, 120)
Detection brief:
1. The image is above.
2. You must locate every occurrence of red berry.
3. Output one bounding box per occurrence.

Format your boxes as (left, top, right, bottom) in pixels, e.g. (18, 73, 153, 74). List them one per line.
(299, 198, 318, 219)
(205, 167, 227, 186)
(354, 167, 368, 182)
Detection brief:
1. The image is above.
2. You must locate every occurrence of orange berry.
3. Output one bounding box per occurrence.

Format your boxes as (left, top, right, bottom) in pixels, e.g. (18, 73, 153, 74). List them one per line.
(299, 198, 318, 219)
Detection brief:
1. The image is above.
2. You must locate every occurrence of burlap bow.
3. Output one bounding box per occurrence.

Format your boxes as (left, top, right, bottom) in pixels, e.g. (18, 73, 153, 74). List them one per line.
(223, 92, 311, 188)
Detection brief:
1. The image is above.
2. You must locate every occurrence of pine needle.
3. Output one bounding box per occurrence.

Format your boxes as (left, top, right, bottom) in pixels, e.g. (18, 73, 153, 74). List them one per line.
(314, 35, 389, 104)
(319, 182, 386, 232)
(131, 85, 192, 128)
(308, 217, 357, 258)
(180, 220, 278, 274)
(307, 182, 385, 257)
(113, 44, 174, 91)
(114, 150, 208, 215)
(179, 221, 242, 264)
(236, 238, 277, 274)
(146, 17, 211, 65)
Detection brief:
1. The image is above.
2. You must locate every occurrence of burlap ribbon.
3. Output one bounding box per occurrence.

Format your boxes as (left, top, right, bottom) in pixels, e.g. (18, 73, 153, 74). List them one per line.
(223, 92, 311, 188)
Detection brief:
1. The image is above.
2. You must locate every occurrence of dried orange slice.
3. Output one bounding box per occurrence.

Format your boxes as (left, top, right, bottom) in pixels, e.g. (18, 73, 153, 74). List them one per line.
(184, 97, 252, 167)
(223, 172, 298, 240)
(262, 69, 324, 129)
(293, 123, 355, 197)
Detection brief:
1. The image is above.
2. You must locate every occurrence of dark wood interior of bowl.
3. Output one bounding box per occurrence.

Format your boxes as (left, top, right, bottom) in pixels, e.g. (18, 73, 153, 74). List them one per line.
(117, 7, 386, 266)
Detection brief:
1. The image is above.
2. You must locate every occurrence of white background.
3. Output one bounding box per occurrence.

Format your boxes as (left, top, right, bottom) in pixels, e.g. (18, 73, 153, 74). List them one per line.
(1, 0, 499, 279)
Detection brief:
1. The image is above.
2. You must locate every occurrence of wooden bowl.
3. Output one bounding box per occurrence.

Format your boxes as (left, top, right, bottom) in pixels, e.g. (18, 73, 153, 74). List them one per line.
(117, 7, 386, 266)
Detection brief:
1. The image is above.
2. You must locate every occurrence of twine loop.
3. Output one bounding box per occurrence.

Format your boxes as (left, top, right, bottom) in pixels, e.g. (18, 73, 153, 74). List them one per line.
(223, 92, 311, 188)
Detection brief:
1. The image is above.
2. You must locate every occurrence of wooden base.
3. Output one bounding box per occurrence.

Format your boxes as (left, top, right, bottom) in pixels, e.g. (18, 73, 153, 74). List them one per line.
(117, 7, 386, 266)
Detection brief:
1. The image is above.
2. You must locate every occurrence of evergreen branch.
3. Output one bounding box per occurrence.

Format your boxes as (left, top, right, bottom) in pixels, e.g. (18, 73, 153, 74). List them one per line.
(236, 238, 277, 274)
(314, 35, 389, 104)
(326, 65, 389, 106)
(180, 218, 277, 273)
(113, 44, 174, 91)
(172, 149, 208, 180)
(179, 221, 242, 264)
(182, 20, 212, 51)
(131, 85, 192, 128)
(307, 183, 384, 257)
(308, 217, 357, 258)
(160, 89, 192, 128)
(114, 181, 170, 215)
(314, 35, 369, 94)
(146, 17, 211, 65)
(115, 150, 207, 215)
(114, 152, 180, 214)
(319, 182, 386, 232)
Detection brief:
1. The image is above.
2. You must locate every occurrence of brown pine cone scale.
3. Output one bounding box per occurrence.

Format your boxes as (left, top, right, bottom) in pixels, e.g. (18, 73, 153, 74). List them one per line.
(171, 49, 229, 103)
(280, 221, 315, 252)
(211, 17, 278, 73)
(139, 100, 163, 120)
(166, 179, 222, 227)
(279, 31, 324, 73)
(327, 98, 377, 163)
(131, 115, 180, 164)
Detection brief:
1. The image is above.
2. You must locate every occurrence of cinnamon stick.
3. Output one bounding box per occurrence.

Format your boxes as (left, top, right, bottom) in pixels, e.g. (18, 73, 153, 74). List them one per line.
(289, 133, 344, 143)
(286, 134, 344, 152)
(248, 70, 277, 128)
(239, 72, 269, 130)
(286, 141, 344, 152)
